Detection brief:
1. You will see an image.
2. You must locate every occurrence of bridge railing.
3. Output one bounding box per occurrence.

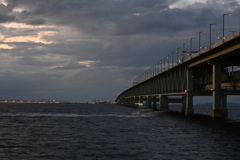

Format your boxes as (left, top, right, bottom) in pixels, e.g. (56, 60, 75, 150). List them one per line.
(133, 30, 240, 86)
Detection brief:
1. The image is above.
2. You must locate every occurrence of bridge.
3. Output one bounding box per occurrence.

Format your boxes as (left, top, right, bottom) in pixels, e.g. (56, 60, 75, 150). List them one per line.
(115, 31, 240, 118)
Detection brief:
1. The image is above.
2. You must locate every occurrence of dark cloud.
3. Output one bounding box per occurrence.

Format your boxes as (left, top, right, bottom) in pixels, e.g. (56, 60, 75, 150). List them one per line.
(23, 18, 46, 25)
(5, 0, 176, 35)
(3, 0, 236, 38)
(18, 56, 57, 66)
(0, 13, 14, 22)
(3, 0, 238, 35)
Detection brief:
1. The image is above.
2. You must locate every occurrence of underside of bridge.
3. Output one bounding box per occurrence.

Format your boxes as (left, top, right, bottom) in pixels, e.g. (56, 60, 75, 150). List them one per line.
(116, 31, 240, 118)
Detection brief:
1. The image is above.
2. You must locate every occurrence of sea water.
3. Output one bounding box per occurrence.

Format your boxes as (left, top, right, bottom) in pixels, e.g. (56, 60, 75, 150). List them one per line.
(0, 103, 239, 160)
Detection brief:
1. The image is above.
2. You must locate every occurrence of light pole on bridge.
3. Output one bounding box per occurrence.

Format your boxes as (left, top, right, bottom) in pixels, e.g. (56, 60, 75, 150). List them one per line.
(164, 57, 168, 70)
(177, 47, 181, 63)
(160, 60, 162, 72)
(183, 43, 188, 52)
(190, 37, 196, 54)
(210, 23, 216, 46)
(183, 43, 189, 59)
(168, 54, 172, 68)
(172, 51, 176, 66)
(199, 31, 206, 52)
(223, 13, 231, 39)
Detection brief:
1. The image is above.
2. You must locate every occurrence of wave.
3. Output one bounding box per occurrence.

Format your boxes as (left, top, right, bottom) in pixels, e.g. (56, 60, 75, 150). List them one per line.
(0, 111, 162, 118)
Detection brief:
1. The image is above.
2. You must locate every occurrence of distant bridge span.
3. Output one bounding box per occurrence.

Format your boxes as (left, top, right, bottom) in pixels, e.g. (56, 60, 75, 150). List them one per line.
(116, 31, 240, 118)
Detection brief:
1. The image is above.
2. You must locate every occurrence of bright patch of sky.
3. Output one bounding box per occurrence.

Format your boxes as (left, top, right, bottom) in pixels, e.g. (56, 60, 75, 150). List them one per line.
(0, 23, 59, 47)
(170, 0, 240, 9)
(0, 44, 14, 49)
(0, 0, 7, 6)
(1, 22, 55, 29)
(3, 32, 55, 44)
(169, 0, 211, 9)
(169, 0, 208, 9)
(78, 60, 97, 68)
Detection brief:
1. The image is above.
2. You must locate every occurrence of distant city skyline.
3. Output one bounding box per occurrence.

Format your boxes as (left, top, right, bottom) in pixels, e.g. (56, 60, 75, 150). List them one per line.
(0, 0, 239, 103)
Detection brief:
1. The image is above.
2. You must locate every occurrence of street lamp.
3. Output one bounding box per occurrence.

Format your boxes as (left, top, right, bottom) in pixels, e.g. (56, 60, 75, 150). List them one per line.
(154, 64, 157, 75)
(183, 43, 189, 52)
(164, 57, 167, 70)
(154, 65, 156, 75)
(149, 66, 152, 77)
(151, 66, 154, 76)
(199, 31, 206, 52)
(160, 60, 162, 72)
(223, 13, 231, 38)
(168, 54, 172, 68)
(153, 65, 155, 75)
(210, 23, 216, 46)
(190, 38, 196, 53)
(172, 51, 176, 66)
(183, 43, 189, 59)
(177, 47, 181, 63)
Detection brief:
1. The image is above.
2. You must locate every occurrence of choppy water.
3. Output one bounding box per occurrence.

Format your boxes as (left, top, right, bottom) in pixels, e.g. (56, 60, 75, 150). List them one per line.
(0, 103, 240, 160)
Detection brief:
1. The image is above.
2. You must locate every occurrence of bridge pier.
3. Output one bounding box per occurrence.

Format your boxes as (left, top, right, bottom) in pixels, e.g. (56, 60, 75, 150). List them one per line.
(146, 96, 152, 108)
(181, 96, 186, 114)
(130, 97, 135, 107)
(152, 96, 158, 110)
(159, 95, 169, 111)
(212, 94, 228, 118)
(139, 96, 144, 106)
(142, 97, 147, 106)
(124, 97, 130, 106)
(185, 94, 194, 116)
(185, 68, 194, 116)
(211, 62, 228, 118)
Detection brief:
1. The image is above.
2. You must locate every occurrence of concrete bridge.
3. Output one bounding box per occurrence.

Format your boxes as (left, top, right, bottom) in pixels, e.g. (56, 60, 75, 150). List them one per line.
(115, 31, 240, 118)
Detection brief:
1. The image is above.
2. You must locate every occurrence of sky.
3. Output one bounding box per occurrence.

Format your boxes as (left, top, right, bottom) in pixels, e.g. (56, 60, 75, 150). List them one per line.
(0, 0, 239, 103)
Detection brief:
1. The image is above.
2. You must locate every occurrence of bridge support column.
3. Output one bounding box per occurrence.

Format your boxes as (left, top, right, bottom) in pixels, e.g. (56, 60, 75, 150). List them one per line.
(185, 94, 194, 116)
(124, 97, 130, 106)
(139, 96, 143, 104)
(159, 95, 169, 111)
(130, 97, 135, 107)
(121, 98, 125, 105)
(211, 62, 228, 118)
(146, 96, 152, 108)
(128, 97, 131, 106)
(152, 96, 158, 110)
(212, 94, 228, 118)
(181, 96, 186, 114)
(185, 68, 194, 116)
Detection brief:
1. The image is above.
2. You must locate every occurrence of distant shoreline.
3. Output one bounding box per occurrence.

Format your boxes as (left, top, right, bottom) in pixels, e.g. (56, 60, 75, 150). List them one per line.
(0, 100, 61, 104)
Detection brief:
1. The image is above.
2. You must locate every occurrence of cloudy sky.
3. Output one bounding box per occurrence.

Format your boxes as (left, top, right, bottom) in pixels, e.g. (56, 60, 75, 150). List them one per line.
(0, 0, 239, 103)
